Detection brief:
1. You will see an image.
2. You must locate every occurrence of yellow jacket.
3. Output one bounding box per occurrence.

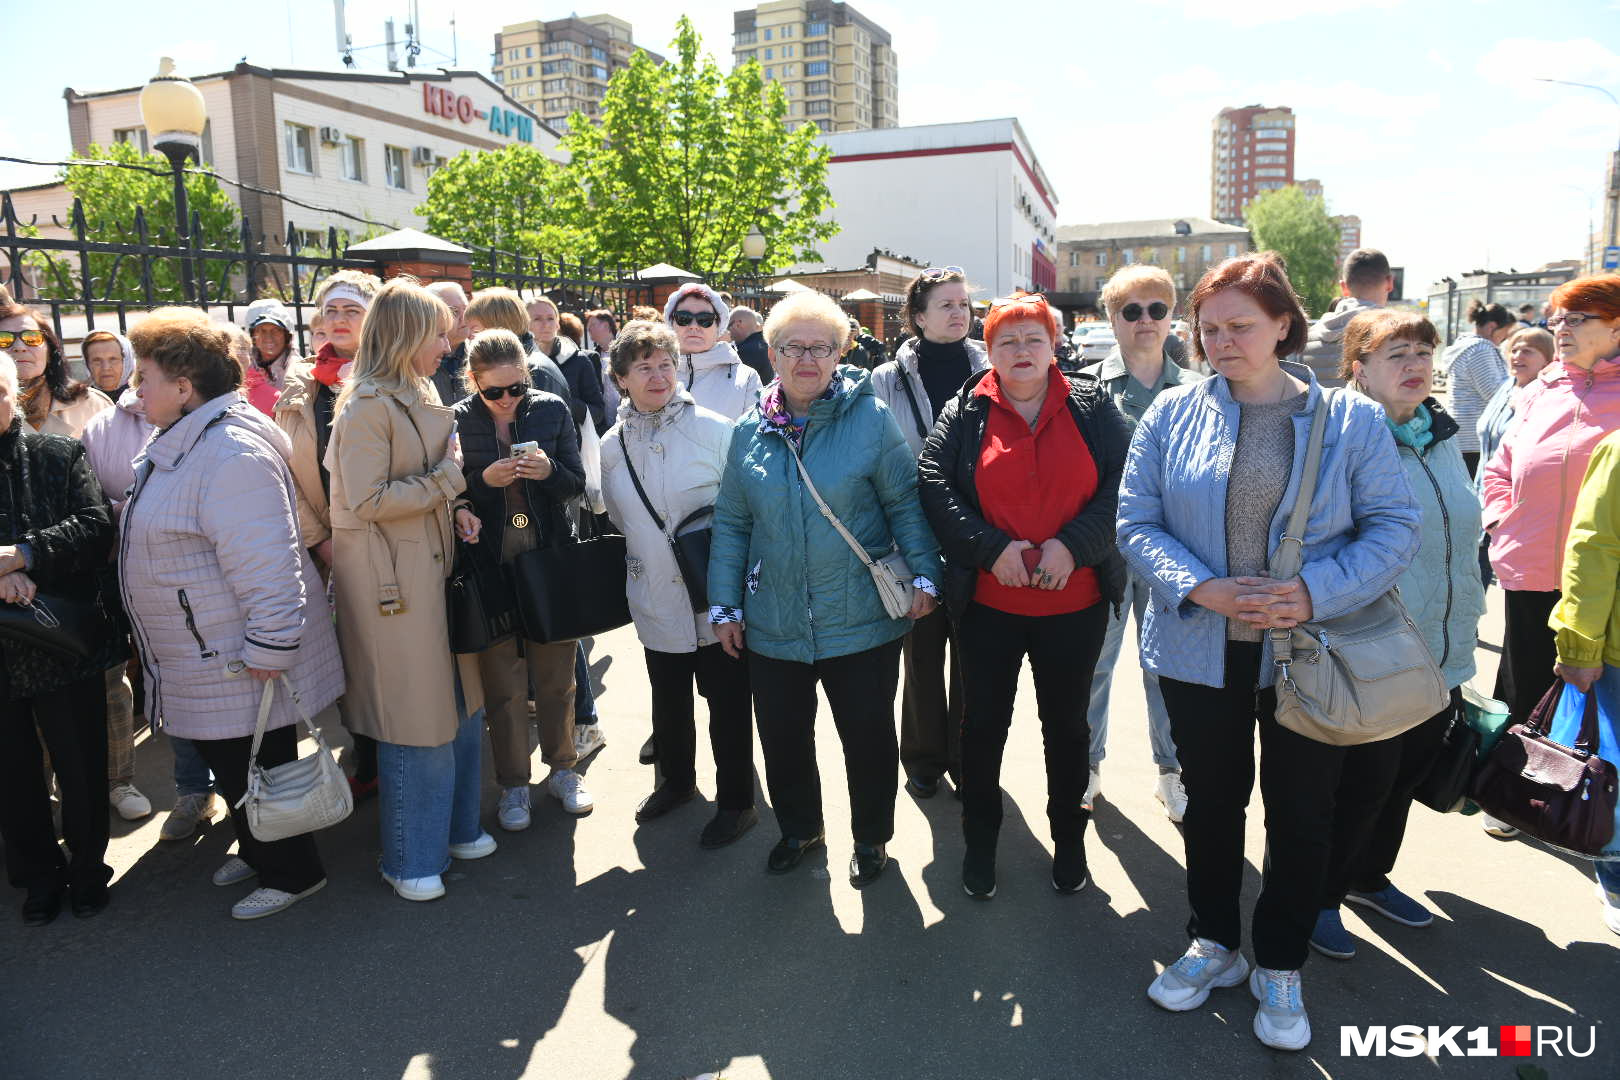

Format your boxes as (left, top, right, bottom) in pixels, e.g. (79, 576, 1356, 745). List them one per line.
(1552, 429, 1620, 666)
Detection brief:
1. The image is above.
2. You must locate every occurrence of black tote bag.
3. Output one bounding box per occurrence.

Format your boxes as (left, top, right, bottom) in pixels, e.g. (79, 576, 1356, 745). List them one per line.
(510, 515, 632, 644)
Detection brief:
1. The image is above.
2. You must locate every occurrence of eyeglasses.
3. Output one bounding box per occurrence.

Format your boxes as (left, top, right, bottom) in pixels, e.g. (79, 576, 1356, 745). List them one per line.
(1548, 312, 1605, 330)
(0, 330, 46, 350)
(479, 383, 527, 401)
(921, 266, 965, 281)
(672, 311, 719, 328)
(775, 343, 837, 359)
(1119, 301, 1170, 323)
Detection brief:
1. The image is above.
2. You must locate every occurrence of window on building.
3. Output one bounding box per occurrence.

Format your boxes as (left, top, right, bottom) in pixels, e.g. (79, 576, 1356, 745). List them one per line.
(805, 40, 828, 56)
(1255, 168, 1286, 177)
(764, 47, 773, 59)
(1176, 246, 1186, 263)
(1122, 250, 1135, 265)
(736, 29, 756, 44)
(1255, 154, 1285, 164)
(1200, 245, 1212, 260)
(1068, 276, 1081, 292)
(806, 99, 830, 115)
(805, 80, 830, 95)
(1068, 251, 1080, 267)
(1094, 252, 1106, 267)
(807, 20, 828, 34)
(526, 45, 534, 57)
(113, 127, 149, 154)
(736, 50, 755, 62)
(1255, 128, 1288, 139)
(766, 67, 774, 79)
(783, 64, 795, 77)
(806, 60, 828, 75)
(1226, 243, 1238, 257)
(384, 145, 408, 190)
(763, 28, 772, 40)
(542, 60, 569, 75)
(782, 24, 793, 37)
(341, 136, 364, 182)
(784, 44, 794, 57)
(815, 118, 833, 132)
(283, 122, 314, 174)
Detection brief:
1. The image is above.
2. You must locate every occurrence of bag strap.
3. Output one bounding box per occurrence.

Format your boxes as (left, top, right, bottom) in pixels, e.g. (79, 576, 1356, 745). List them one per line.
(1536, 682, 1604, 756)
(1268, 389, 1330, 678)
(896, 366, 930, 441)
(245, 673, 318, 764)
(786, 440, 879, 572)
(618, 428, 667, 533)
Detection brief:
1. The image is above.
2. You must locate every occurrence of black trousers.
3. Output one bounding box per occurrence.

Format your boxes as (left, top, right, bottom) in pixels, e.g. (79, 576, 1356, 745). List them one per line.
(1494, 589, 1560, 726)
(1462, 450, 1481, 479)
(957, 602, 1108, 846)
(749, 639, 903, 845)
(899, 607, 963, 785)
(1161, 641, 1357, 971)
(0, 670, 109, 894)
(1321, 691, 1459, 905)
(193, 725, 325, 894)
(644, 643, 755, 810)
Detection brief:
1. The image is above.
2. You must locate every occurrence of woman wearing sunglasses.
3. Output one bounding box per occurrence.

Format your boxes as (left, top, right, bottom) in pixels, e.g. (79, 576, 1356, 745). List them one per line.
(0, 311, 112, 440)
(1081, 267, 1203, 823)
(871, 266, 987, 800)
(662, 283, 761, 421)
(453, 328, 595, 830)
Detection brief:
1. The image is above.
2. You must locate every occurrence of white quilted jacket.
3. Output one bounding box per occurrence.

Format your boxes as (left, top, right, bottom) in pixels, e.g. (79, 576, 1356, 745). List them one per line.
(118, 393, 344, 739)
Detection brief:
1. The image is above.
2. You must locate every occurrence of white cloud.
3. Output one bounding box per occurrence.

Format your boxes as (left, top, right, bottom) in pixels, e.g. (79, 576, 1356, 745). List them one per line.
(1425, 48, 1453, 74)
(1475, 37, 1620, 90)
(1139, 0, 1405, 27)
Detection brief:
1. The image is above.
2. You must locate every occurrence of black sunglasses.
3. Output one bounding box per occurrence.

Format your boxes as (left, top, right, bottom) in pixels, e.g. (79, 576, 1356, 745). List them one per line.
(1120, 301, 1170, 323)
(672, 311, 719, 328)
(479, 383, 527, 401)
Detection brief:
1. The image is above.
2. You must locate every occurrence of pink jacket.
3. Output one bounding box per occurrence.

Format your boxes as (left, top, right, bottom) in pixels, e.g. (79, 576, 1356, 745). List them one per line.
(1483, 357, 1620, 591)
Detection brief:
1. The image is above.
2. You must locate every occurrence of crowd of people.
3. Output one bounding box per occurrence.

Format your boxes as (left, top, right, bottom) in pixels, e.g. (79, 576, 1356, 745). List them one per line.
(2, 250, 1618, 1055)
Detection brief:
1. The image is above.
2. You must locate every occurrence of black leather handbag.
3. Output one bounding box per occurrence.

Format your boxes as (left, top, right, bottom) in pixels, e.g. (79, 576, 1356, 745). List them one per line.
(1411, 692, 1478, 813)
(618, 429, 712, 612)
(0, 592, 116, 660)
(445, 541, 516, 654)
(511, 515, 632, 644)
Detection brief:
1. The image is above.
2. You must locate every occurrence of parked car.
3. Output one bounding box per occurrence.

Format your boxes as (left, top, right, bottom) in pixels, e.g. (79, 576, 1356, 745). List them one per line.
(1075, 325, 1116, 363)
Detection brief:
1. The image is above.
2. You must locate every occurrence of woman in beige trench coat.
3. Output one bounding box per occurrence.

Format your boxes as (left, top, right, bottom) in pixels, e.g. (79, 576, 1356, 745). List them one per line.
(325, 278, 495, 903)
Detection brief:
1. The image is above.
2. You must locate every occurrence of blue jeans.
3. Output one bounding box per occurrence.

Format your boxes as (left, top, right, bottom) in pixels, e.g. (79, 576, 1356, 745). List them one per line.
(169, 735, 214, 797)
(575, 640, 598, 724)
(1086, 569, 1178, 770)
(377, 679, 484, 880)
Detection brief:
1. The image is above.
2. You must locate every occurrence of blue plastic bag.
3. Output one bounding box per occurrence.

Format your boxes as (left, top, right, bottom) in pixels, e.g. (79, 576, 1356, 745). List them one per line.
(1549, 668, 1620, 859)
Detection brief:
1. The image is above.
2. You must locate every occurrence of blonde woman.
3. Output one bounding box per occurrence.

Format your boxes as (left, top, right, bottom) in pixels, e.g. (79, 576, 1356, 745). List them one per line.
(325, 279, 493, 903)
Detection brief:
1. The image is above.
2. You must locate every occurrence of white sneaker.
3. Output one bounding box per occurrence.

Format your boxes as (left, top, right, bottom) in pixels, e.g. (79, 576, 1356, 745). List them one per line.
(1482, 814, 1520, 839)
(381, 871, 445, 902)
(160, 792, 218, 840)
(498, 786, 532, 831)
(1156, 771, 1188, 823)
(109, 782, 152, 821)
(547, 769, 594, 815)
(574, 723, 607, 763)
(1147, 937, 1250, 1012)
(211, 856, 256, 887)
(1598, 882, 1620, 936)
(1250, 967, 1311, 1051)
(231, 880, 325, 920)
(449, 831, 497, 860)
(1083, 768, 1102, 812)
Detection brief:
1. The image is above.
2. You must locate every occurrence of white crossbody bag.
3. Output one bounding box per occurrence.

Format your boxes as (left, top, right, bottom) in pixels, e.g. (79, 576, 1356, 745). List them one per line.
(236, 675, 354, 842)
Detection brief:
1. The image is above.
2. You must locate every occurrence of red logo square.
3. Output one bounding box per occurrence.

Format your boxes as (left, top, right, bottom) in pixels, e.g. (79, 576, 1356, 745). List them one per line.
(1500, 1025, 1533, 1057)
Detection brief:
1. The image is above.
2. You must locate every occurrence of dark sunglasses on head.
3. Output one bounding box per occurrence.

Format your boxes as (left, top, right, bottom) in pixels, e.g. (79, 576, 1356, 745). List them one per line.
(1120, 301, 1170, 323)
(479, 383, 527, 401)
(0, 330, 46, 349)
(672, 311, 719, 328)
(921, 266, 965, 281)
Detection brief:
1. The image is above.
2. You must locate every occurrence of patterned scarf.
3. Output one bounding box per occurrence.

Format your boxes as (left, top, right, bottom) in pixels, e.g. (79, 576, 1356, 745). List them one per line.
(759, 371, 843, 450)
(1387, 403, 1434, 452)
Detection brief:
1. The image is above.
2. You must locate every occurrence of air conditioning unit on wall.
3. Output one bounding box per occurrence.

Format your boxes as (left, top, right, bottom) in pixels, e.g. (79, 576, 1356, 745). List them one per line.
(411, 146, 435, 166)
(318, 126, 344, 145)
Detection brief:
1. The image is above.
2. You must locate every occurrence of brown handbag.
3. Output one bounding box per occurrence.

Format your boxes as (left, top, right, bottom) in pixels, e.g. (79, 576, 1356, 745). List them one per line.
(1470, 681, 1619, 857)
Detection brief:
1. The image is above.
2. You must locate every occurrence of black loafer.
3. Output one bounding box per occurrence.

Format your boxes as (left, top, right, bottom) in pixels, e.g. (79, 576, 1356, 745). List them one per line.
(766, 831, 825, 874)
(905, 774, 940, 799)
(638, 734, 658, 765)
(22, 886, 63, 927)
(699, 806, 759, 849)
(635, 784, 698, 823)
(1052, 842, 1089, 895)
(70, 886, 109, 920)
(849, 843, 888, 887)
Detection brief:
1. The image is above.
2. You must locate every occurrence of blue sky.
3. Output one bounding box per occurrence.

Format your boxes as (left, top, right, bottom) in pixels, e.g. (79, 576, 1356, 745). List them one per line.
(4, 0, 1618, 297)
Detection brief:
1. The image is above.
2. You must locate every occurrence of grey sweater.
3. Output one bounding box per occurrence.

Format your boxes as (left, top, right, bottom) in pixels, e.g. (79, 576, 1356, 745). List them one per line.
(1224, 391, 1308, 641)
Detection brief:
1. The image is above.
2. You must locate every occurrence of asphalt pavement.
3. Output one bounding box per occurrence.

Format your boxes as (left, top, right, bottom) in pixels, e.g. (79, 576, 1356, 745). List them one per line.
(1, 588, 1615, 1080)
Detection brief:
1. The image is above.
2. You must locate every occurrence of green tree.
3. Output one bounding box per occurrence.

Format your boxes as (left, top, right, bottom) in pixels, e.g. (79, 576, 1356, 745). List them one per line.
(1243, 186, 1340, 317)
(33, 141, 240, 304)
(417, 143, 585, 258)
(550, 16, 837, 279)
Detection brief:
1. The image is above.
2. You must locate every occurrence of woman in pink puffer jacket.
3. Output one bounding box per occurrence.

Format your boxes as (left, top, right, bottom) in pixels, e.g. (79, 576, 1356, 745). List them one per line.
(1481, 274, 1620, 736)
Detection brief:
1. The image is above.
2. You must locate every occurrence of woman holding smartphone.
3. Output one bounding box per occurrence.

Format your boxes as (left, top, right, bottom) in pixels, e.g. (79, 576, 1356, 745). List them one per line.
(453, 329, 595, 829)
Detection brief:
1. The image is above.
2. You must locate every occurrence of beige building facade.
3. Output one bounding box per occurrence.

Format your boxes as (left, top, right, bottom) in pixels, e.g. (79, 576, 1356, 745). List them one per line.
(492, 15, 662, 132)
(732, 1, 897, 133)
(1054, 216, 1253, 316)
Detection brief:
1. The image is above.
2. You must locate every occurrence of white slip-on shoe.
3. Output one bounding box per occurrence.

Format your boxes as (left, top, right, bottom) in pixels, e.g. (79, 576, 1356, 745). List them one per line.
(211, 856, 256, 887)
(231, 880, 325, 920)
(381, 871, 445, 902)
(449, 831, 497, 860)
(1155, 771, 1188, 823)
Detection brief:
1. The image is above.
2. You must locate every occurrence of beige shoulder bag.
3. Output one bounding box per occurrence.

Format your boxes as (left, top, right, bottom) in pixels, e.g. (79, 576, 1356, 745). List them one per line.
(786, 442, 914, 620)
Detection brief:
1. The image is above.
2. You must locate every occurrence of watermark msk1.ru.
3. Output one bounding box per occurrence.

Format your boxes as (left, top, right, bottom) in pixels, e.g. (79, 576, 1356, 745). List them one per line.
(1340, 1025, 1596, 1058)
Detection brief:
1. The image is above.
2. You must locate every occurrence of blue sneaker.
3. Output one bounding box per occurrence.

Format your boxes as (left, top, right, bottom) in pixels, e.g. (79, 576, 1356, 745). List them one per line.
(1345, 884, 1433, 927)
(1308, 908, 1355, 959)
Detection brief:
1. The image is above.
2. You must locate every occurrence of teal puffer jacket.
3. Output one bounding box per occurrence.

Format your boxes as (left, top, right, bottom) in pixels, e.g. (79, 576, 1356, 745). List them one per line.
(709, 366, 943, 663)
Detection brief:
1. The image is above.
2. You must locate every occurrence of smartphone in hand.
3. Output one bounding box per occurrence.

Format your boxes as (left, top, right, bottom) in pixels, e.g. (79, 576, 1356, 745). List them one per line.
(511, 440, 540, 459)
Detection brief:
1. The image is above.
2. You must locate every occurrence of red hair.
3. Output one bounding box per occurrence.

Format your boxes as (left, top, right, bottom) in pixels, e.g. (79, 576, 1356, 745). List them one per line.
(1189, 252, 1309, 363)
(1549, 274, 1620, 322)
(982, 291, 1061, 347)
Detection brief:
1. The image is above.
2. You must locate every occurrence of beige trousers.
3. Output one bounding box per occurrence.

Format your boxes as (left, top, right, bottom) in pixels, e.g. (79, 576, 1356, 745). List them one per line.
(477, 636, 578, 787)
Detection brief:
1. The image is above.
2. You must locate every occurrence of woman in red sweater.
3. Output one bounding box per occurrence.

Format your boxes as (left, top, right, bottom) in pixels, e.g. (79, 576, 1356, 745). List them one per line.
(918, 292, 1131, 899)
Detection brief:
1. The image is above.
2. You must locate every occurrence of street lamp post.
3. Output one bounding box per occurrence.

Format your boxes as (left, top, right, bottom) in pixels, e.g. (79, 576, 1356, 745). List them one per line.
(742, 227, 767, 308)
(1536, 78, 1620, 253)
(139, 58, 208, 303)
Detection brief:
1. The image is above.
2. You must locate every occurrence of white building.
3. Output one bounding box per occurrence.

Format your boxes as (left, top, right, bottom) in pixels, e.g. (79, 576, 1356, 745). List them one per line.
(22, 62, 563, 248)
(788, 118, 1058, 297)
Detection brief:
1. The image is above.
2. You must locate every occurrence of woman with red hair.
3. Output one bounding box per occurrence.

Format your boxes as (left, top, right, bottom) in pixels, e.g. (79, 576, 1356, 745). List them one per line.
(1117, 254, 1420, 1051)
(918, 291, 1129, 900)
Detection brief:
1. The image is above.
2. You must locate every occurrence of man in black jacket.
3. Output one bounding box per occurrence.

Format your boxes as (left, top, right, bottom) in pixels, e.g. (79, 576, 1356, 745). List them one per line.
(727, 307, 773, 384)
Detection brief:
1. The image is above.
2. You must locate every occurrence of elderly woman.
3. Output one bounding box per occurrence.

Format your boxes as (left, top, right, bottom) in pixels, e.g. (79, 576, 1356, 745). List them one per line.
(453, 328, 593, 827)
(1310, 311, 1485, 959)
(82, 330, 135, 399)
(242, 300, 298, 391)
(871, 267, 988, 801)
(0, 353, 122, 925)
(918, 291, 1129, 899)
(1440, 300, 1514, 475)
(1081, 266, 1204, 822)
(664, 283, 762, 421)
(709, 290, 940, 886)
(120, 308, 344, 920)
(1120, 254, 1419, 1052)
(326, 279, 493, 903)
(275, 270, 383, 800)
(1482, 275, 1620, 812)
(601, 320, 756, 847)
(526, 294, 605, 431)
(1477, 326, 1554, 477)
